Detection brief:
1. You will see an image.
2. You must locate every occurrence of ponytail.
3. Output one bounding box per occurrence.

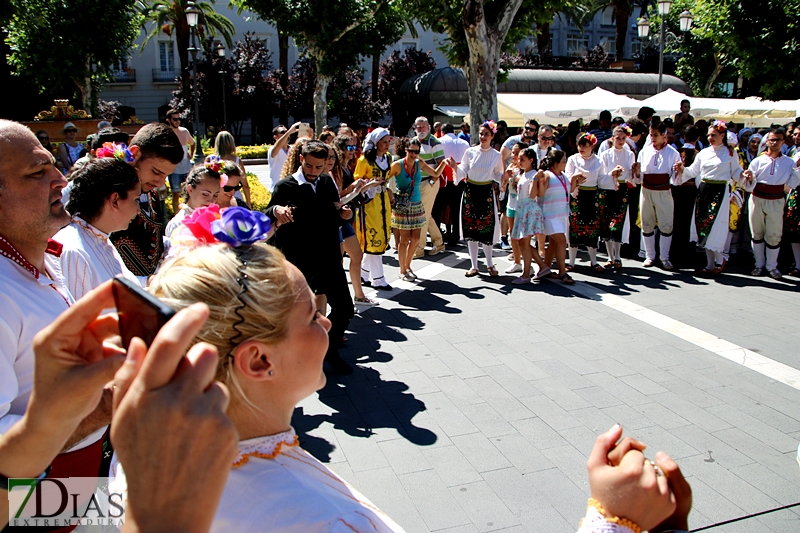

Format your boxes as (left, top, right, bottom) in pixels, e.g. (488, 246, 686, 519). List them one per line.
(539, 149, 566, 171)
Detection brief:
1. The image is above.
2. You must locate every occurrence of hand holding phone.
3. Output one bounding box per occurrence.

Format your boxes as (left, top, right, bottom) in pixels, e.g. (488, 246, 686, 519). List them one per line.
(112, 277, 176, 349)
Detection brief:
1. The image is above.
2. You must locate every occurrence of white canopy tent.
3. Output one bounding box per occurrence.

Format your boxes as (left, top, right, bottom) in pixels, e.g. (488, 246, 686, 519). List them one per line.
(643, 89, 796, 127)
(640, 89, 719, 118)
(462, 88, 645, 127)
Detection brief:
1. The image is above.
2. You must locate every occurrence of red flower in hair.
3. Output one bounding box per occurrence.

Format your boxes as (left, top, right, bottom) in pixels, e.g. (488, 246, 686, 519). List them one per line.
(183, 204, 221, 244)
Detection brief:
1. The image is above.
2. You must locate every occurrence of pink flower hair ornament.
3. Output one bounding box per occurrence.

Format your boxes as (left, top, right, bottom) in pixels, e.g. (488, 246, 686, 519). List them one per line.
(95, 142, 135, 163)
(219, 173, 229, 188)
(711, 120, 728, 132)
(580, 132, 598, 145)
(168, 205, 271, 257)
(482, 120, 498, 134)
(620, 123, 633, 136)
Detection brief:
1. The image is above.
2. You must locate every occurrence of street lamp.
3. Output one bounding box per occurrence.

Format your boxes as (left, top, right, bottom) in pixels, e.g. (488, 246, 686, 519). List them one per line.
(186, 2, 204, 164)
(637, 7, 692, 93)
(216, 43, 228, 132)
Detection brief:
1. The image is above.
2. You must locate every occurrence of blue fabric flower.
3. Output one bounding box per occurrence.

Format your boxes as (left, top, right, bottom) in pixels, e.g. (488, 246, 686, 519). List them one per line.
(212, 207, 271, 247)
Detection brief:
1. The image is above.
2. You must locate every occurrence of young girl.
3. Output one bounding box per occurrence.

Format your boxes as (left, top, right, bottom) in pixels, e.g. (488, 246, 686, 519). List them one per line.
(598, 126, 635, 269)
(510, 147, 548, 284)
(215, 131, 252, 208)
(504, 142, 529, 274)
(538, 150, 574, 284)
(388, 137, 447, 282)
(217, 161, 245, 210)
(165, 161, 222, 238)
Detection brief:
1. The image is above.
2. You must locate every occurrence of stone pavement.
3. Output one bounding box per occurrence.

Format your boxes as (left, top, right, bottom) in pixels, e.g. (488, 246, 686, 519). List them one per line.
(293, 243, 800, 532)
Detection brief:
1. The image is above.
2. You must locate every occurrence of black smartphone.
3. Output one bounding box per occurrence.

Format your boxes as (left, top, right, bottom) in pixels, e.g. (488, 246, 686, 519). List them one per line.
(112, 277, 176, 348)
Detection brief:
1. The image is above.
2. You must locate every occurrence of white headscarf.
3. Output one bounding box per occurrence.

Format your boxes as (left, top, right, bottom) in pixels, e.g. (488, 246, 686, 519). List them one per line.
(363, 127, 390, 152)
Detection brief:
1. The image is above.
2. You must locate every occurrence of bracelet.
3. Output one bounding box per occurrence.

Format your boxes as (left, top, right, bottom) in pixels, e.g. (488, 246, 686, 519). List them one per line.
(0, 465, 51, 490)
(585, 498, 642, 533)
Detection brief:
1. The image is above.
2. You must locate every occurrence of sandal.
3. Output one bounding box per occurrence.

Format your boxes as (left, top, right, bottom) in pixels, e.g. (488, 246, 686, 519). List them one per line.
(465, 268, 479, 277)
(613, 260, 622, 269)
(591, 263, 605, 273)
(488, 266, 499, 277)
(354, 296, 378, 307)
(560, 273, 575, 284)
(565, 265, 575, 272)
(603, 261, 615, 269)
(789, 268, 800, 277)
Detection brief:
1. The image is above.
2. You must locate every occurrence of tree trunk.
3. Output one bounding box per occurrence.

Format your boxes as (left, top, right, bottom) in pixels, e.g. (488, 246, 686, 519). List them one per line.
(614, 3, 632, 60)
(537, 22, 551, 55)
(278, 27, 289, 125)
(704, 54, 724, 96)
(462, 0, 522, 145)
(371, 53, 380, 101)
(313, 72, 331, 133)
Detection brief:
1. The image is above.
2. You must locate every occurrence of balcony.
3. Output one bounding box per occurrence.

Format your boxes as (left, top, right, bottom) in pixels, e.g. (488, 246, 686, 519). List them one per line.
(152, 69, 179, 84)
(109, 69, 136, 84)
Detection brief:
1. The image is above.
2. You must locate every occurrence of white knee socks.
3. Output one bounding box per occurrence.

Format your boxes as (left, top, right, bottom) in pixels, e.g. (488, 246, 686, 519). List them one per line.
(588, 247, 597, 265)
(569, 247, 578, 266)
(766, 246, 780, 271)
(483, 244, 494, 268)
(752, 241, 766, 268)
(643, 234, 657, 261)
(467, 241, 479, 270)
(659, 235, 672, 261)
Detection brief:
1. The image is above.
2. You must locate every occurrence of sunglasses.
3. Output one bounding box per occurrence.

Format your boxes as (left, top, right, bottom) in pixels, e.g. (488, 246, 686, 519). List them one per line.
(38, 136, 49, 141)
(525, 126, 537, 132)
(327, 154, 336, 160)
(539, 136, 554, 141)
(223, 183, 243, 192)
(65, 129, 77, 133)
(277, 130, 287, 135)
(406, 149, 420, 154)
(168, 117, 180, 121)
(345, 145, 358, 151)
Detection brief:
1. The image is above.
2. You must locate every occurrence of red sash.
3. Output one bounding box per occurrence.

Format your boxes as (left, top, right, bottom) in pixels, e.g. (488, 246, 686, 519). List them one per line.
(643, 173, 671, 191)
(753, 183, 785, 200)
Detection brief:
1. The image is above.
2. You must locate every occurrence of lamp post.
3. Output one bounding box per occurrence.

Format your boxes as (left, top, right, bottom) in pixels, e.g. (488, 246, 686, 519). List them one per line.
(637, 6, 693, 93)
(216, 43, 227, 132)
(185, 2, 204, 164)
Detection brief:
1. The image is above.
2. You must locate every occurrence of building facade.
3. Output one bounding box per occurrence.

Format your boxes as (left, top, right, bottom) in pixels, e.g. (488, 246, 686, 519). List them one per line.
(100, 6, 643, 132)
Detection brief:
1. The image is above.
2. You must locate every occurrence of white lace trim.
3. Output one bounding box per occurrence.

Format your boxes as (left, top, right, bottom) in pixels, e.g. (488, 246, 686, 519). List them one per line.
(234, 428, 298, 465)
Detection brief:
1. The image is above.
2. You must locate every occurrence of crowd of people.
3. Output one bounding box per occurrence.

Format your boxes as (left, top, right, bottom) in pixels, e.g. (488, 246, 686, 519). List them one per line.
(5, 96, 799, 531)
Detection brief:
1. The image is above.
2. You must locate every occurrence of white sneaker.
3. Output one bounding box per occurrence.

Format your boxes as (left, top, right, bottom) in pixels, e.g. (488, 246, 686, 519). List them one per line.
(505, 263, 523, 274)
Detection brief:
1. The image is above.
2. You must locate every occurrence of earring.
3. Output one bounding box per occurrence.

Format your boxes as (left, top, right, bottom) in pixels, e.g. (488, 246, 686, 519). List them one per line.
(269, 371, 274, 376)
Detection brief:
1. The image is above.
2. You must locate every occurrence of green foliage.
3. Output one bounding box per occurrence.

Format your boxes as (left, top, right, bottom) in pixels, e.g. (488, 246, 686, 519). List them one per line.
(139, 0, 236, 52)
(247, 172, 272, 212)
(5, 0, 142, 109)
(658, 0, 800, 99)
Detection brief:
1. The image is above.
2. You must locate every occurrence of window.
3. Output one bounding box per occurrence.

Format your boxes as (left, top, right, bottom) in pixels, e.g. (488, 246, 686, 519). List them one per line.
(600, 8, 614, 26)
(599, 36, 616, 55)
(566, 34, 590, 56)
(158, 41, 175, 72)
(113, 58, 129, 73)
(631, 38, 643, 57)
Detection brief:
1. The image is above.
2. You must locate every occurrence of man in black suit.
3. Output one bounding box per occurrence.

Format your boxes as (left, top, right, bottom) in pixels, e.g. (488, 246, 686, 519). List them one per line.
(266, 141, 355, 374)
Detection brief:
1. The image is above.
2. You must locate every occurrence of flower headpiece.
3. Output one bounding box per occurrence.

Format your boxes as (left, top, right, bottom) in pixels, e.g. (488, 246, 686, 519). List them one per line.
(95, 142, 134, 163)
(620, 123, 633, 136)
(204, 155, 229, 187)
(711, 120, 728, 132)
(172, 204, 271, 252)
(579, 132, 598, 145)
(169, 205, 272, 357)
(482, 120, 497, 134)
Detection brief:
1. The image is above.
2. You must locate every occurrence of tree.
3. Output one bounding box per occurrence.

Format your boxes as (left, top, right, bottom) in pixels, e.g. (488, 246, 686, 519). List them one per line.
(169, 33, 281, 138)
(234, 0, 405, 130)
(5, 0, 141, 111)
(376, 47, 436, 116)
(139, 0, 236, 101)
(410, 0, 529, 142)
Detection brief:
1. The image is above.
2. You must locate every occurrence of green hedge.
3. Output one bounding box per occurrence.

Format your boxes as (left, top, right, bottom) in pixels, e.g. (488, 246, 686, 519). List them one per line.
(202, 145, 271, 159)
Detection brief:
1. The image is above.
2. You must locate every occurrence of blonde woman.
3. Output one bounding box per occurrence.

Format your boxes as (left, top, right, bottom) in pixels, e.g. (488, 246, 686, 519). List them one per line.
(215, 131, 252, 208)
(111, 208, 690, 533)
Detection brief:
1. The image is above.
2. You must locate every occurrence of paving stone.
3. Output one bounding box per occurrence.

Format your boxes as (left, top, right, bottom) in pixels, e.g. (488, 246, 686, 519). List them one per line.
(681, 455, 779, 514)
(510, 417, 570, 450)
(398, 469, 473, 531)
(519, 396, 583, 432)
(422, 444, 484, 487)
(706, 404, 799, 454)
(451, 432, 513, 473)
(492, 433, 556, 474)
(348, 466, 429, 533)
(461, 402, 517, 438)
(449, 480, 521, 532)
(648, 391, 733, 432)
